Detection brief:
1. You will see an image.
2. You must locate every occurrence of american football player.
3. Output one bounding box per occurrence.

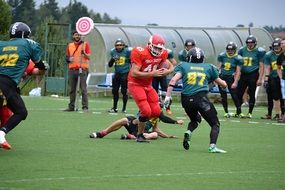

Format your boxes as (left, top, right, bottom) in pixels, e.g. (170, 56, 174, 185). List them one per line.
(237, 35, 266, 118)
(128, 34, 172, 142)
(108, 39, 132, 113)
(261, 38, 283, 120)
(0, 22, 48, 150)
(164, 47, 227, 153)
(217, 42, 243, 118)
(178, 39, 196, 62)
(89, 111, 183, 140)
(0, 60, 46, 128)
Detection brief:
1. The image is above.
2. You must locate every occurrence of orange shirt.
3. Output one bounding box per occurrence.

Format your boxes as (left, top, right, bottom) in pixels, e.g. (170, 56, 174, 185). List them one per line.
(66, 41, 91, 70)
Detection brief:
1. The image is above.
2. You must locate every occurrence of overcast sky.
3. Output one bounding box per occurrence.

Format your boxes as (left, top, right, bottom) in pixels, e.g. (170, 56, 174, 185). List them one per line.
(36, 0, 284, 28)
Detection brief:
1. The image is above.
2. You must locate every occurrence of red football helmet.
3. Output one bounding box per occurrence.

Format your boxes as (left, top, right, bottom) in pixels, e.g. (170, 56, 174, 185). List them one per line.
(148, 34, 165, 57)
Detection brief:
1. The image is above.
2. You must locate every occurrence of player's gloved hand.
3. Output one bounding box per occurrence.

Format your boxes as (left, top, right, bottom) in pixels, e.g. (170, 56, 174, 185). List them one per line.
(263, 80, 269, 89)
(113, 55, 119, 61)
(164, 96, 172, 108)
(35, 60, 49, 70)
(43, 61, 50, 70)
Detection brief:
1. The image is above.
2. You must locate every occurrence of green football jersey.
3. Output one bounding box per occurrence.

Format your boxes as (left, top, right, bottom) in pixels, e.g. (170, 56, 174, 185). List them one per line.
(174, 62, 219, 96)
(217, 52, 243, 76)
(110, 47, 132, 74)
(264, 50, 280, 78)
(238, 46, 266, 74)
(0, 38, 42, 84)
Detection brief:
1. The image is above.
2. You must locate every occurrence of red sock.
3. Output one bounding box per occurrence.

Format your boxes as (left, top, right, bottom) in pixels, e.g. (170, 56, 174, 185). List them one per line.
(100, 131, 107, 137)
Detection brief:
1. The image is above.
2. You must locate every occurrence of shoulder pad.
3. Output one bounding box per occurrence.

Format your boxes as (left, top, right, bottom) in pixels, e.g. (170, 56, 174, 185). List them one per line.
(257, 47, 266, 52)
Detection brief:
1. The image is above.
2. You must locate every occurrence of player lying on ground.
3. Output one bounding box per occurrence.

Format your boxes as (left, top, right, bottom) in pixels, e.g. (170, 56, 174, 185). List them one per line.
(89, 111, 184, 140)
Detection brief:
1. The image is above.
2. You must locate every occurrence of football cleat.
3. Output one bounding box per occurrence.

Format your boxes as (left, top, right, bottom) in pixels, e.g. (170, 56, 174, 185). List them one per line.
(246, 113, 252, 119)
(120, 134, 127, 139)
(234, 113, 246, 118)
(0, 141, 11, 150)
(272, 114, 280, 120)
(136, 134, 150, 143)
(183, 131, 191, 150)
(89, 132, 104, 138)
(208, 146, 226, 153)
(108, 108, 118, 113)
(260, 114, 271, 119)
(224, 113, 230, 118)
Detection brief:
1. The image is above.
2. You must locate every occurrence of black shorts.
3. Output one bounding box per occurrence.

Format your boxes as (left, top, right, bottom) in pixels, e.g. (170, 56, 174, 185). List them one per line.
(124, 116, 138, 135)
(181, 92, 218, 125)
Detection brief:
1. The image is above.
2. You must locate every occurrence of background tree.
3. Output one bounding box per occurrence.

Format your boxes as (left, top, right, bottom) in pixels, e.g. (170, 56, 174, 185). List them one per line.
(60, 0, 90, 31)
(7, 0, 37, 32)
(37, 0, 61, 22)
(0, 0, 12, 40)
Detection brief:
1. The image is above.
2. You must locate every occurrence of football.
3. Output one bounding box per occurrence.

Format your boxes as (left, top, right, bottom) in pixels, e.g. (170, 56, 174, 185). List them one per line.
(158, 61, 170, 69)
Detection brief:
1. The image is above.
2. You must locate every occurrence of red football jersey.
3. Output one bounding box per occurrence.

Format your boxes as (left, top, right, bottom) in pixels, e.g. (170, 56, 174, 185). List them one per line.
(128, 46, 168, 86)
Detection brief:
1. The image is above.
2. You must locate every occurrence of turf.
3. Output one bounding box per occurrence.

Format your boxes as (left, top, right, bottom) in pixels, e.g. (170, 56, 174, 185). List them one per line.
(1, 96, 285, 190)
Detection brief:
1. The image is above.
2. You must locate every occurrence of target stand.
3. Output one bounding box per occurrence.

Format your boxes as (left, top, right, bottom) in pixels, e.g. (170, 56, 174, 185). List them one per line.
(76, 17, 94, 36)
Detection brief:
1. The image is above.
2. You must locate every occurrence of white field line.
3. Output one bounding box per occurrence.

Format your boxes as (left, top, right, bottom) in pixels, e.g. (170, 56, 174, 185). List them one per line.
(2, 170, 284, 183)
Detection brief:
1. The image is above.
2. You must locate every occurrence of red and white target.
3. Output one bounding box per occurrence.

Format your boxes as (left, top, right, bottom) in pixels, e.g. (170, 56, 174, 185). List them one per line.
(76, 17, 94, 35)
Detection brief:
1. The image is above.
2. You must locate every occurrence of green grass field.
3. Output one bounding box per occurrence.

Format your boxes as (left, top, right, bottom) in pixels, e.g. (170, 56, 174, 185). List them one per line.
(1, 96, 285, 190)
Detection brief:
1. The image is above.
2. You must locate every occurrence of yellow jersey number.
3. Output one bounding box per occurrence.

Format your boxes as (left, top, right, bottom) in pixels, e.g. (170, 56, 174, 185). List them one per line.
(115, 57, 126, 65)
(224, 62, 231, 70)
(243, 57, 252, 67)
(0, 53, 19, 67)
(187, 72, 206, 86)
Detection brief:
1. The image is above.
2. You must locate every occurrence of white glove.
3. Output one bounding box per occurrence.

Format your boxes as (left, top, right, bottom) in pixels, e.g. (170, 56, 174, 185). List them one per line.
(164, 96, 172, 108)
(43, 61, 50, 70)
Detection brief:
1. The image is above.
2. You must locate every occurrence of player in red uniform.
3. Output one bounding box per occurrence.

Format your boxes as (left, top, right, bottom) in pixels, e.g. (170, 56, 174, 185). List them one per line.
(128, 34, 173, 142)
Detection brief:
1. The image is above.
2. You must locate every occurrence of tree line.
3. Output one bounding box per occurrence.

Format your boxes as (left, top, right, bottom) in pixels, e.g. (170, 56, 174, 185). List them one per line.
(0, 0, 121, 44)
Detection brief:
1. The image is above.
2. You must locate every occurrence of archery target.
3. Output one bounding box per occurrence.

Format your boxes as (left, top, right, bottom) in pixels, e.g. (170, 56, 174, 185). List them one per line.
(76, 17, 94, 35)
